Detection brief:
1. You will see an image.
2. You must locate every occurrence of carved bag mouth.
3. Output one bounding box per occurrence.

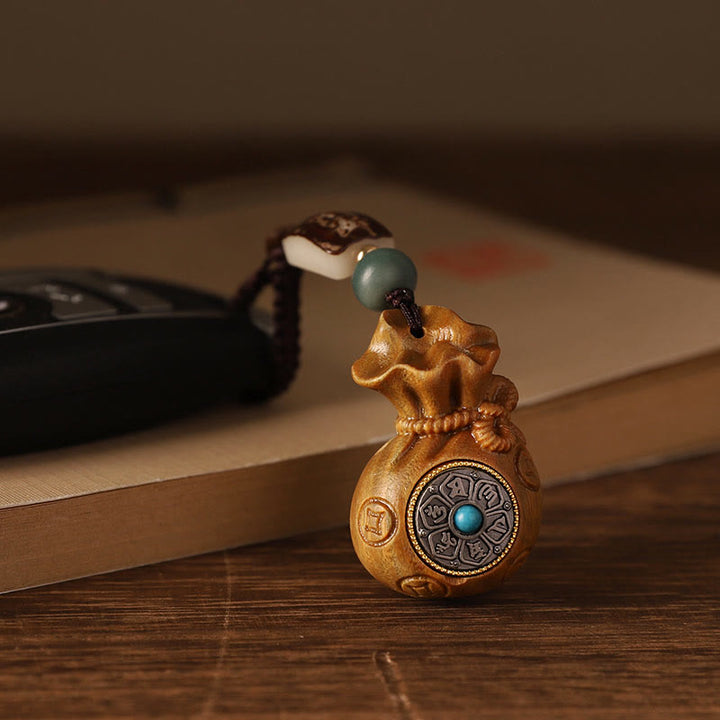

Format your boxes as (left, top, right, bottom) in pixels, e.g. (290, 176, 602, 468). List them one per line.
(352, 305, 501, 417)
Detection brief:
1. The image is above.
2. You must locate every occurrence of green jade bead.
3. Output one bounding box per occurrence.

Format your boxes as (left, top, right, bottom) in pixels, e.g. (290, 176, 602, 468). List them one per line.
(351, 247, 418, 311)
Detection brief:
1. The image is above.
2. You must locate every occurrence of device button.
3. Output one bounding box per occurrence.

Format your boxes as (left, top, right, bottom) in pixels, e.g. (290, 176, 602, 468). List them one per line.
(99, 280, 173, 313)
(19, 283, 119, 320)
(0, 292, 51, 331)
(0, 296, 22, 315)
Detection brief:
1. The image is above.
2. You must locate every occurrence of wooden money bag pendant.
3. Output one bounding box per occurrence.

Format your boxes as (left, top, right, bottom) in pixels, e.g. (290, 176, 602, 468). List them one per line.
(350, 306, 542, 599)
(259, 210, 541, 599)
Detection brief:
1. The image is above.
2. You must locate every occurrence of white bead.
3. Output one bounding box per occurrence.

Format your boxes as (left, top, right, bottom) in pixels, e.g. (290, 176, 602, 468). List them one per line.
(282, 235, 395, 280)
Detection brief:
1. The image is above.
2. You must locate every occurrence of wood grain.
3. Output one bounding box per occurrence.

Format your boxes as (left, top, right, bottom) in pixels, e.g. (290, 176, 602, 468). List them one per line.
(0, 142, 718, 718)
(0, 452, 717, 719)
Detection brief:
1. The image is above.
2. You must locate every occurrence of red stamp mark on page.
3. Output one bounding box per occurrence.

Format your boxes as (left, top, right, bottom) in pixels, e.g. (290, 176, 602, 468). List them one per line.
(423, 240, 550, 280)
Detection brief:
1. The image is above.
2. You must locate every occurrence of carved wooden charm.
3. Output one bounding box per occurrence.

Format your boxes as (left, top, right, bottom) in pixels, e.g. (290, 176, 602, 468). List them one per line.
(350, 305, 542, 598)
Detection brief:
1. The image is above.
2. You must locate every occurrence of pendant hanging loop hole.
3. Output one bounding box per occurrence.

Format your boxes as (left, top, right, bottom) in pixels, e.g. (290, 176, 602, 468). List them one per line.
(385, 287, 424, 338)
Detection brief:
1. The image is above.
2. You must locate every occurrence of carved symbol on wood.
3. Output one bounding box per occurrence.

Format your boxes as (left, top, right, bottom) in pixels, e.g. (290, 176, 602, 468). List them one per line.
(365, 509, 385, 535)
(503, 546, 532, 580)
(407, 460, 518, 576)
(357, 497, 398, 547)
(515, 446, 541, 491)
(398, 575, 448, 598)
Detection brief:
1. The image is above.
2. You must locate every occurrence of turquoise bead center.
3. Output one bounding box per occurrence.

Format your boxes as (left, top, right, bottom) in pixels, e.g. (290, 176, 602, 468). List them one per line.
(452, 504, 484, 534)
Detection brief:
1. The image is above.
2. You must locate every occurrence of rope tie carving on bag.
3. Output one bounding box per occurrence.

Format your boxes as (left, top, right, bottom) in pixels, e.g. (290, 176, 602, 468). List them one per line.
(395, 377, 520, 453)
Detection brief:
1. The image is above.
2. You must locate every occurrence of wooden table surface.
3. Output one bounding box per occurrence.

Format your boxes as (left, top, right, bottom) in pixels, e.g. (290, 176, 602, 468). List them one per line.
(0, 140, 718, 719)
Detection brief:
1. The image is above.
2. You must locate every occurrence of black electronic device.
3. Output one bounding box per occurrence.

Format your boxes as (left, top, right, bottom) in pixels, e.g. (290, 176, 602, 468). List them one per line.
(0, 268, 274, 455)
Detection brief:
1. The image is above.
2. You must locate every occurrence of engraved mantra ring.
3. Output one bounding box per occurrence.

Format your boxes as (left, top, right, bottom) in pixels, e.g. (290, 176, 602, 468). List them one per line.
(407, 460, 518, 577)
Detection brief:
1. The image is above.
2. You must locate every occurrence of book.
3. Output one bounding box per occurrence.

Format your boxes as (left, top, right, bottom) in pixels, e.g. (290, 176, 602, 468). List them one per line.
(1, 178, 718, 594)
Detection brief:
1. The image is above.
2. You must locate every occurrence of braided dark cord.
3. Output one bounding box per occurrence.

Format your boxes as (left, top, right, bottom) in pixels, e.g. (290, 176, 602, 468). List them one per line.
(233, 232, 423, 395)
(231, 229, 302, 397)
(385, 287, 424, 338)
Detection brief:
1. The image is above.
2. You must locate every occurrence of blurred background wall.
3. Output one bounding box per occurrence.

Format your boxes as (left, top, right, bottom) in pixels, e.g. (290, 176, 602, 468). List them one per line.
(1, 0, 719, 141)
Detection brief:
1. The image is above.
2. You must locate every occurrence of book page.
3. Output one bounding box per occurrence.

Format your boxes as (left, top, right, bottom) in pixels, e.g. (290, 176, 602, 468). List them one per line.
(0, 180, 718, 506)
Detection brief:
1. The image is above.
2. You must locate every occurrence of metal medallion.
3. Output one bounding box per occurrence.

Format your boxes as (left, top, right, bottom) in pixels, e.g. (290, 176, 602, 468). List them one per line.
(407, 460, 518, 576)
